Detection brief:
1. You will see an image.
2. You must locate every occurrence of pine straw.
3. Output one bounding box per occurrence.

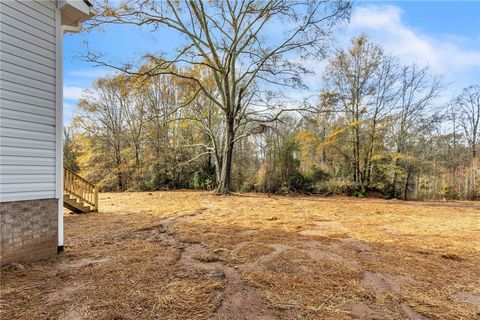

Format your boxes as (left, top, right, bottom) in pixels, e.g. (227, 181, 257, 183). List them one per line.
(1, 191, 479, 319)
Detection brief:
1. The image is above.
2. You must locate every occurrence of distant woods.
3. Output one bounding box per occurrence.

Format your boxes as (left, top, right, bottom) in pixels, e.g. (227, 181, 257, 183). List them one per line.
(83, 0, 352, 194)
(66, 1, 479, 200)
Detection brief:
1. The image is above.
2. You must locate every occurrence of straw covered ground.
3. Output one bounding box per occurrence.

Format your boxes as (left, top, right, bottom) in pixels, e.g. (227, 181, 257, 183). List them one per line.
(1, 191, 479, 319)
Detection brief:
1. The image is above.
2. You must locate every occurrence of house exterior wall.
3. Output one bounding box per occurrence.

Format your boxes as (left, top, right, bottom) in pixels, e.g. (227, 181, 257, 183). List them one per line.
(0, 0, 58, 202)
(0, 198, 58, 265)
(0, 0, 60, 265)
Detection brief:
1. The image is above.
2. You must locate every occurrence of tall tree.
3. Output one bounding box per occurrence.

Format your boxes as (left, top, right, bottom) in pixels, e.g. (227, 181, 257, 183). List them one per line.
(75, 76, 129, 191)
(322, 35, 397, 188)
(87, 0, 352, 193)
(389, 64, 441, 198)
(455, 85, 480, 158)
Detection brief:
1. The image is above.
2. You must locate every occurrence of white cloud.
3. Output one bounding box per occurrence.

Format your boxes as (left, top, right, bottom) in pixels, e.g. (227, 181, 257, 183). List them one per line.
(68, 68, 113, 79)
(63, 86, 85, 100)
(347, 5, 480, 74)
(289, 4, 479, 102)
(63, 102, 76, 113)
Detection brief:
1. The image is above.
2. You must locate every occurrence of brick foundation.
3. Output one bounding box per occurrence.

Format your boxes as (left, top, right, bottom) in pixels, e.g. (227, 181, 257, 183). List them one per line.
(0, 199, 58, 266)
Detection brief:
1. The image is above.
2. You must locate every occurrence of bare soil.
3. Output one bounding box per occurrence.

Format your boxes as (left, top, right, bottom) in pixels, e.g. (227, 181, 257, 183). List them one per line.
(1, 191, 479, 319)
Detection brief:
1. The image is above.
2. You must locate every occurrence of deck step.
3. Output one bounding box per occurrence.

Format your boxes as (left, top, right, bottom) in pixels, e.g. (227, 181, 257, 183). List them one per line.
(64, 196, 92, 213)
(63, 168, 98, 213)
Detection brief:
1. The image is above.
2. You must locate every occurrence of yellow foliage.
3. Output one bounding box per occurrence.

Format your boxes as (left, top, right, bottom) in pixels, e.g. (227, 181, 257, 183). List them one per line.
(296, 130, 320, 171)
(317, 121, 358, 152)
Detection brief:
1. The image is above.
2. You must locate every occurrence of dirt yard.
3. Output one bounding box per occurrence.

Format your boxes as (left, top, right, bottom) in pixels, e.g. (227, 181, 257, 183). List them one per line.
(1, 191, 479, 319)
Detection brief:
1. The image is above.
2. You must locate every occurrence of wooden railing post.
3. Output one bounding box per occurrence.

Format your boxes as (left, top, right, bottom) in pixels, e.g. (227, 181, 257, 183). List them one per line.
(94, 187, 99, 212)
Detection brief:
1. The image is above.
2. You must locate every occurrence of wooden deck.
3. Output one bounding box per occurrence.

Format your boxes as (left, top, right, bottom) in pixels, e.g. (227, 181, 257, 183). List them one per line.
(63, 168, 98, 213)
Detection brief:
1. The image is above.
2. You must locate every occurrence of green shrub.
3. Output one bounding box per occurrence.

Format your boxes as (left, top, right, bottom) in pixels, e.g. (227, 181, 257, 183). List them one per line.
(150, 164, 169, 190)
(314, 178, 359, 195)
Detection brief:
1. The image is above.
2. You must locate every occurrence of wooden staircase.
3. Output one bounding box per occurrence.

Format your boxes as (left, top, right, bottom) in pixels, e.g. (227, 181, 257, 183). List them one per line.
(64, 168, 98, 213)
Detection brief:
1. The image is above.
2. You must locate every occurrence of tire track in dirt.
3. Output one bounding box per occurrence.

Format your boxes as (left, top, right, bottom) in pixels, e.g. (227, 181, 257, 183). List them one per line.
(132, 209, 276, 320)
(296, 222, 431, 319)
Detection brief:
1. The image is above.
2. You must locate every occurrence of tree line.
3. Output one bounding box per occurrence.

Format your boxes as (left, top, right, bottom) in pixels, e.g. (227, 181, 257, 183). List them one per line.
(66, 1, 479, 200)
(66, 34, 479, 200)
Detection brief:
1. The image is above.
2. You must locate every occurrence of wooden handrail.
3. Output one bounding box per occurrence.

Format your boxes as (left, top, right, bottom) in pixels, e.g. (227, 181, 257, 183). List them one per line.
(64, 168, 98, 212)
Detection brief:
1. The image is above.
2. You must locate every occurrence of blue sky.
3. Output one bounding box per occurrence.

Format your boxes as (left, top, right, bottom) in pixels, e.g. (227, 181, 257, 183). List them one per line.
(63, 1, 480, 124)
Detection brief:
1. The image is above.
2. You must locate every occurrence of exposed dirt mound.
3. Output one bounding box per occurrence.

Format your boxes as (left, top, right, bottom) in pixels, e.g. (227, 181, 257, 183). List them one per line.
(453, 291, 480, 307)
(47, 282, 89, 303)
(361, 271, 415, 295)
(349, 302, 385, 319)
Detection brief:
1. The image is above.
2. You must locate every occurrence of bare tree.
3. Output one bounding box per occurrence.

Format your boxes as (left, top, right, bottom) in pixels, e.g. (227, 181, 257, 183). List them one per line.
(76, 77, 129, 191)
(121, 76, 147, 167)
(389, 64, 441, 198)
(455, 85, 480, 158)
(322, 35, 397, 188)
(86, 0, 351, 193)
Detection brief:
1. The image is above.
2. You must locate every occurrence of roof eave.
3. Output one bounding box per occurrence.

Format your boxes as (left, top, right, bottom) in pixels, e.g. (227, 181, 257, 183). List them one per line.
(59, 0, 96, 33)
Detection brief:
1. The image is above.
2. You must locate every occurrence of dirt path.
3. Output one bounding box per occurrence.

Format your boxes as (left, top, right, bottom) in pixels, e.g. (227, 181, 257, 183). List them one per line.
(132, 209, 276, 320)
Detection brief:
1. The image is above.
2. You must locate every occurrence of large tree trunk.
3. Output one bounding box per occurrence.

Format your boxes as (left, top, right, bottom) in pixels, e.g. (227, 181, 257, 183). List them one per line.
(115, 148, 124, 192)
(213, 152, 221, 190)
(217, 117, 235, 194)
(403, 166, 413, 200)
(354, 126, 361, 186)
(134, 145, 140, 167)
(390, 171, 398, 199)
(389, 157, 400, 198)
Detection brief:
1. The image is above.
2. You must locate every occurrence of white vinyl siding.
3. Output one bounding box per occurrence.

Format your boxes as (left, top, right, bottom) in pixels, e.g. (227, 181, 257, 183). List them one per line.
(0, 108, 55, 125)
(0, 0, 57, 202)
